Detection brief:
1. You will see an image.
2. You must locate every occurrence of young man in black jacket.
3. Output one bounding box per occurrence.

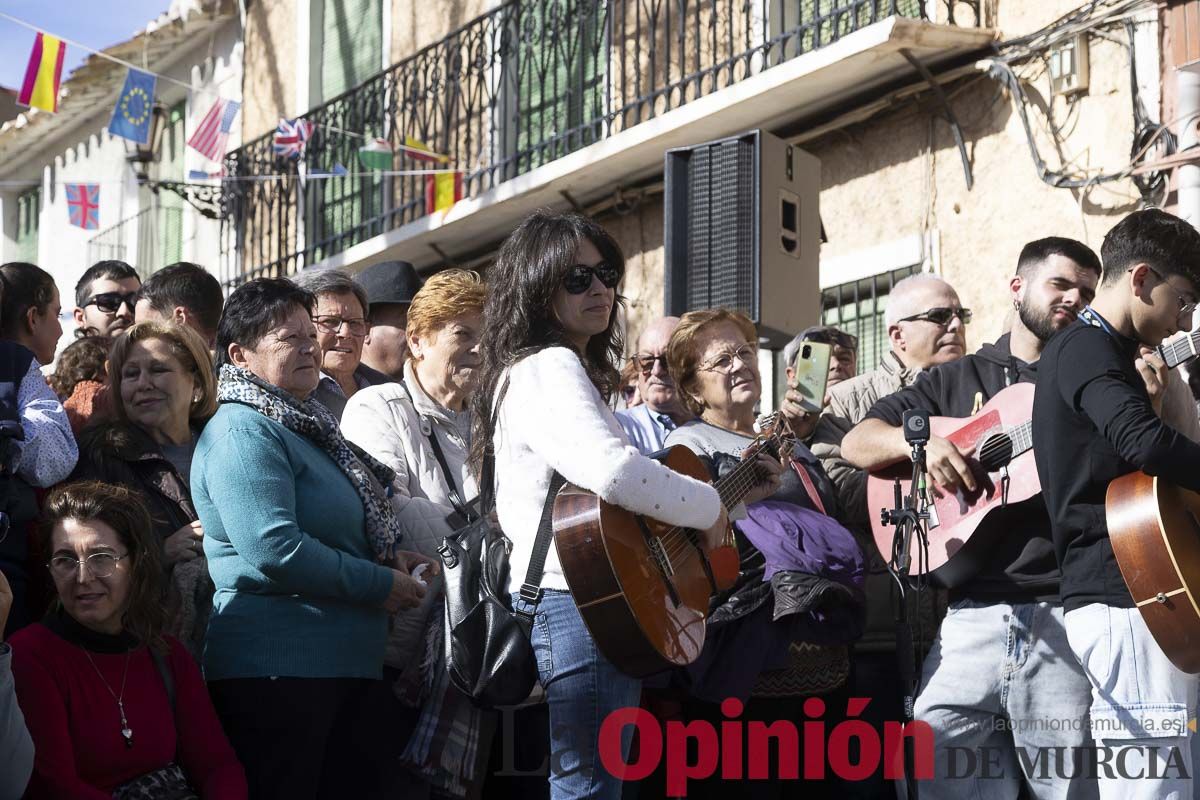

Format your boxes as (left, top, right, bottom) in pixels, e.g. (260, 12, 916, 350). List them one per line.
(843, 238, 1101, 798)
(1033, 209, 1200, 799)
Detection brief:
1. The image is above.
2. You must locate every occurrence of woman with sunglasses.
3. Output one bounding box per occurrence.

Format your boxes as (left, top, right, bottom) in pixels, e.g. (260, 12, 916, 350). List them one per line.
(9, 481, 246, 799)
(474, 210, 782, 800)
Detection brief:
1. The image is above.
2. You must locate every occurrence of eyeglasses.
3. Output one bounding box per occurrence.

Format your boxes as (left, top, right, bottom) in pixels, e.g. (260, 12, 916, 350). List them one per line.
(630, 353, 668, 375)
(85, 292, 138, 314)
(313, 316, 369, 337)
(47, 551, 130, 580)
(799, 326, 858, 352)
(561, 262, 621, 295)
(1143, 267, 1198, 320)
(698, 343, 758, 374)
(897, 307, 973, 327)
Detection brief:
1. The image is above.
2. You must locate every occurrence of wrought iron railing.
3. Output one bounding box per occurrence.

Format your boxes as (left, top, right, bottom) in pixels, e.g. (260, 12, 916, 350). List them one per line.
(221, 0, 981, 285)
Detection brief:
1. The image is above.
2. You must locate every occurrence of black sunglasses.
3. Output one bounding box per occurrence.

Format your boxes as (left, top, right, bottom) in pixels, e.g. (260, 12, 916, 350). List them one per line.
(562, 262, 621, 295)
(800, 327, 858, 352)
(85, 291, 139, 314)
(898, 307, 972, 326)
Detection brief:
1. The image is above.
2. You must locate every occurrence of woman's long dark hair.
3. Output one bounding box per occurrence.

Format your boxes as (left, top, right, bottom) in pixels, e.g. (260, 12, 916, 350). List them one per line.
(470, 210, 626, 469)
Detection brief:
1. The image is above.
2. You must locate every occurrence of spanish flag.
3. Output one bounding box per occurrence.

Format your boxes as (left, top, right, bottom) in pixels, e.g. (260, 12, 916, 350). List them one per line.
(18, 33, 66, 113)
(403, 137, 449, 164)
(425, 171, 463, 213)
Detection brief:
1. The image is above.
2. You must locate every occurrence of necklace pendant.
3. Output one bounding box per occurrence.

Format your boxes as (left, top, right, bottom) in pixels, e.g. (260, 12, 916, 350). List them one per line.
(121, 726, 133, 748)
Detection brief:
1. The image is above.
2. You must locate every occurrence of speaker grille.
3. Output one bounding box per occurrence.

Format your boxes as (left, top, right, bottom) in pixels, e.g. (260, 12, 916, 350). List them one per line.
(685, 138, 755, 318)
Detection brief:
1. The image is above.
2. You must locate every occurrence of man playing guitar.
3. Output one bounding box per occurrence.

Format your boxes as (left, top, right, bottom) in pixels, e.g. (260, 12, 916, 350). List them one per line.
(1033, 210, 1200, 800)
(843, 238, 1100, 799)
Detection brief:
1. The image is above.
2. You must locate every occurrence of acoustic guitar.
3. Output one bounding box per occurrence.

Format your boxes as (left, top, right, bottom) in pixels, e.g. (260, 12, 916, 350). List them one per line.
(866, 383, 1041, 588)
(552, 416, 790, 677)
(1106, 472, 1200, 674)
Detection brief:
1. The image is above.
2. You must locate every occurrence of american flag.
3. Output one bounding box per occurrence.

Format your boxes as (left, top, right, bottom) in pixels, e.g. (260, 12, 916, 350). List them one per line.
(187, 98, 240, 163)
(65, 184, 100, 230)
(273, 118, 315, 161)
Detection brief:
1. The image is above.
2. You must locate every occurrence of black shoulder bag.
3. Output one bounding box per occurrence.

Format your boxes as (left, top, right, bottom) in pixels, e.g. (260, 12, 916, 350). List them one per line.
(438, 379, 564, 708)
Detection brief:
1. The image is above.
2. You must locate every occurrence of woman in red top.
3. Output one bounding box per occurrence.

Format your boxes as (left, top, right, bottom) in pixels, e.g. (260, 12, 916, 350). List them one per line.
(10, 480, 246, 799)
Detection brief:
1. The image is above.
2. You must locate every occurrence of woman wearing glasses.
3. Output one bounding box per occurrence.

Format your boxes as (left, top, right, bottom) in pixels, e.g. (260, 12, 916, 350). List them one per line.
(9, 481, 246, 798)
(661, 309, 866, 797)
(475, 211, 782, 800)
(296, 268, 391, 421)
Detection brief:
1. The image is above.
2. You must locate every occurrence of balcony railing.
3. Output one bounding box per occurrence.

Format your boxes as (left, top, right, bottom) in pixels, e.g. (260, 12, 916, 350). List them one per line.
(220, 0, 981, 285)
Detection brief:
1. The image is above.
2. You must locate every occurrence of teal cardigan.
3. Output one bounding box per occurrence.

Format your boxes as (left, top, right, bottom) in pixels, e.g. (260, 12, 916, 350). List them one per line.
(192, 402, 395, 681)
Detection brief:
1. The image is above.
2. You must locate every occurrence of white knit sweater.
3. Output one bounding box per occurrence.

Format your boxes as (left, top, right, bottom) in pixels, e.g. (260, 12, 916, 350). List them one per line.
(494, 347, 722, 592)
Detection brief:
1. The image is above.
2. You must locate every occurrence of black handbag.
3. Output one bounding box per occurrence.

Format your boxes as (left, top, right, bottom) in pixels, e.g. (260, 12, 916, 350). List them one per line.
(438, 380, 563, 708)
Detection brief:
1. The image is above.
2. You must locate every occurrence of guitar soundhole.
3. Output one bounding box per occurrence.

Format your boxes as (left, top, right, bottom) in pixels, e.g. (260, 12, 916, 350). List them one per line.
(978, 434, 1014, 472)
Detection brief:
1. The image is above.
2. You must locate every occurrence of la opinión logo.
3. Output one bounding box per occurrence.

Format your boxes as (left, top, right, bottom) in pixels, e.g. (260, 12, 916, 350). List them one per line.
(597, 697, 934, 796)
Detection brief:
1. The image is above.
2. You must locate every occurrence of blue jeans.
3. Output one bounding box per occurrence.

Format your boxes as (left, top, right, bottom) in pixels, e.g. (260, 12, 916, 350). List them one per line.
(913, 600, 1096, 800)
(514, 589, 642, 800)
(1065, 603, 1197, 800)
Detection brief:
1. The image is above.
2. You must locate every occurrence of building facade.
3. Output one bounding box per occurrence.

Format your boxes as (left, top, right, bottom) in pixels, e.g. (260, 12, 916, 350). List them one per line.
(222, 0, 1199, 404)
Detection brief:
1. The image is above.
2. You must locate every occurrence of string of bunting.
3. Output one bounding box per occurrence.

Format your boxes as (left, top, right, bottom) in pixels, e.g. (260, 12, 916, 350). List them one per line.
(2, 10, 465, 229)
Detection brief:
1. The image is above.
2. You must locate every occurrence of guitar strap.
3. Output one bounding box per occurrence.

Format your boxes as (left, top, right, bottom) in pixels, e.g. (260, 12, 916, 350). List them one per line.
(790, 459, 828, 516)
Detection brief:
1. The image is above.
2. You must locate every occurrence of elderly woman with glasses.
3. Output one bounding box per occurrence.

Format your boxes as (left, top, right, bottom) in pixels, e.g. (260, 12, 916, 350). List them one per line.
(662, 308, 865, 793)
(9, 481, 246, 799)
(295, 268, 391, 420)
(193, 278, 436, 800)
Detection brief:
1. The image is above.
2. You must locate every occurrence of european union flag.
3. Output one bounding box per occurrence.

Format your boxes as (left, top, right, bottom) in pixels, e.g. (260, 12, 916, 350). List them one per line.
(108, 69, 157, 144)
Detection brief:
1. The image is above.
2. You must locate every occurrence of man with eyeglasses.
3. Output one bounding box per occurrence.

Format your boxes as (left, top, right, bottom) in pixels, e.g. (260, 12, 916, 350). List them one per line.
(1033, 210, 1200, 798)
(72, 260, 140, 338)
(296, 268, 391, 421)
(615, 316, 692, 454)
(843, 238, 1103, 799)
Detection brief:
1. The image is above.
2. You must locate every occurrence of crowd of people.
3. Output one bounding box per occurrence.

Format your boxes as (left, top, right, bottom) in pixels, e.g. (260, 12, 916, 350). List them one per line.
(0, 206, 1199, 800)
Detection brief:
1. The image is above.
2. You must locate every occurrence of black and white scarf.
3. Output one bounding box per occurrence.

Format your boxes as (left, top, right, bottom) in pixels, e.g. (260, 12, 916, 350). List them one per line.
(217, 363, 402, 559)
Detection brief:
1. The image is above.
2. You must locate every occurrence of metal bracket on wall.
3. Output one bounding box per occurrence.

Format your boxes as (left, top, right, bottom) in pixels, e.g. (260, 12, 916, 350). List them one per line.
(146, 180, 225, 220)
(900, 48, 974, 191)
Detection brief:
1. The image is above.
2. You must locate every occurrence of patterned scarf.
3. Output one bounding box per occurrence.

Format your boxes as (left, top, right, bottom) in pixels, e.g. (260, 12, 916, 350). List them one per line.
(216, 363, 402, 559)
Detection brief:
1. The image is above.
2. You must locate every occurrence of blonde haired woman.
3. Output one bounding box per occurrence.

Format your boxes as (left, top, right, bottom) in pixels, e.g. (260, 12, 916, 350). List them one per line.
(341, 268, 488, 796)
(71, 321, 219, 655)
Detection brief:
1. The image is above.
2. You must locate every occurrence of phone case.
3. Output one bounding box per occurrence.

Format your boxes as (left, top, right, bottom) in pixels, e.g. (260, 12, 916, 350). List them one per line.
(790, 340, 831, 414)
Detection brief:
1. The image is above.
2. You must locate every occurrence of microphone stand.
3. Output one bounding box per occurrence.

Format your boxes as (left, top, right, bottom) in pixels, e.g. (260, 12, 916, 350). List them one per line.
(880, 436, 931, 800)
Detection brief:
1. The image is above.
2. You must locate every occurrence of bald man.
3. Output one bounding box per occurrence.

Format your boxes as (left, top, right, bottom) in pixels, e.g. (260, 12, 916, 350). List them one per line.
(617, 316, 692, 454)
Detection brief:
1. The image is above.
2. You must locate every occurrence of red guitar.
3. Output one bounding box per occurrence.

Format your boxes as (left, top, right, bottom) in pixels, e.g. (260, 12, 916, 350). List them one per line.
(866, 383, 1041, 588)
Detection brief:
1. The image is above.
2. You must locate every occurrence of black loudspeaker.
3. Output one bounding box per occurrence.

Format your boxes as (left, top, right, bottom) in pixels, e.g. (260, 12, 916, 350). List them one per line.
(664, 129, 821, 347)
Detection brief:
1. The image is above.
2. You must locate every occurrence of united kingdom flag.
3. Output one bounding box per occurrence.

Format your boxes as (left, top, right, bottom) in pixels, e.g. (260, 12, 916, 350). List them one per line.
(65, 184, 100, 230)
(273, 118, 315, 162)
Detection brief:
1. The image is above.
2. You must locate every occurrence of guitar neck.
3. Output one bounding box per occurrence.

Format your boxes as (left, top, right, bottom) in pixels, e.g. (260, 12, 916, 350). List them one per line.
(714, 431, 788, 509)
(1159, 332, 1200, 369)
(1008, 420, 1034, 457)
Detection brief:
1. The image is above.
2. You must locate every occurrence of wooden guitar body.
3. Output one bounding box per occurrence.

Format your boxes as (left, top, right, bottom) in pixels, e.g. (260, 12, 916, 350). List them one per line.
(553, 444, 728, 677)
(867, 382, 1041, 588)
(1107, 471, 1200, 674)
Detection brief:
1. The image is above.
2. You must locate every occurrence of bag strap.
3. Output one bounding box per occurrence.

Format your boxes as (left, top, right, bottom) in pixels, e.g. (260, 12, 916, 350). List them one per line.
(149, 647, 176, 717)
(790, 458, 828, 516)
(399, 380, 478, 523)
(517, 471, 567, 609)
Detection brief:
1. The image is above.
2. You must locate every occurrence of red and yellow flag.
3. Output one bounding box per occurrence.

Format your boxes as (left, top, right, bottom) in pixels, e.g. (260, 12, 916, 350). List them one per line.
(403, 136, 449, 164)
(425, 171, 463, 213)
(18, 33, 66, 113)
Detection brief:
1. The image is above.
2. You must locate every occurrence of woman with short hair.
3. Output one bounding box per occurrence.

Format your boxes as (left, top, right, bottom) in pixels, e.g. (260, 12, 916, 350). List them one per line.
(194, 277, 436, 800)
(9, 480, 245, 798)
(342, 268, 486, 796)
(71, 321, 218, 655)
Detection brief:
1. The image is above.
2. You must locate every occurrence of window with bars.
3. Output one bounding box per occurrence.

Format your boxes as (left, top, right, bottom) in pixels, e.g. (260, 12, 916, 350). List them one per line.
(820, 264, 921, 373)
(14, 186, 39, 263)
(157, 102, 186, 269)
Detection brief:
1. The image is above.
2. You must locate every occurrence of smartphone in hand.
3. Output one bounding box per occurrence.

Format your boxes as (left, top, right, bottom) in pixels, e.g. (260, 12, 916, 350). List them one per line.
(790, 340, 831, 414)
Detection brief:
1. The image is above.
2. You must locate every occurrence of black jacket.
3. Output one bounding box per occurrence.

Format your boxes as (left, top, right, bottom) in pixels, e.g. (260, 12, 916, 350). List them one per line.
(865, 334, 1059, 602)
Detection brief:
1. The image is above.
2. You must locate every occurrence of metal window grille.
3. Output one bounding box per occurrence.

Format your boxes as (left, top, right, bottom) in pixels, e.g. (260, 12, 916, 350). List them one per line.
(821, 264, 921, 372)
(15, 187, 39, 263)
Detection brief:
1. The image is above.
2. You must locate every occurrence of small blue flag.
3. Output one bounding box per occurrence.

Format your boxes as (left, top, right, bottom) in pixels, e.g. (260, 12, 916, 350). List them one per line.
(108, 69, 157, 144)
